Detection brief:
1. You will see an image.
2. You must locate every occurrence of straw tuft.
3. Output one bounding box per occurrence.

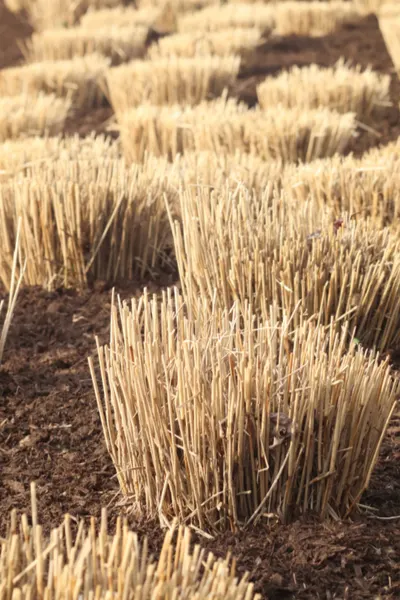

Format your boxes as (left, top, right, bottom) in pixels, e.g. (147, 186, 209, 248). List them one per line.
(0, 54, 110, 110)
(90, 289, 399, 530)
(274, 1, 360, 36)
(117, 100, 356, 163)
(178, 3, 275, 33)
(106, 56, 240, 111)
(1, 493, 260, 599)
(257, 60, 391, 120)
(24, 25, 148, 64)
(148, 28, 262, 58)
(0, 93, 71, 143)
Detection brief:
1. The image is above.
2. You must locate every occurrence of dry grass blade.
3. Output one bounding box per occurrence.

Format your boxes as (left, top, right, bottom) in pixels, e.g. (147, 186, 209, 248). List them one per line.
(274, 1, 360, 36)
(117, 100, 356, 163)
(0, 158, 176, 289)
(0, 133, 120, 181)
(90, 288, 399, 531)
(178, 3, 275, 33)
(0, 93, 71, 143)
(23, 26, 148, 64)
(257, 60, 391, 119)
(148, 28, 262, 59)
(1, 491, 260, 599)
(0, 54, 110, 110)
(106, 56, 240, 111)
(169, 186, 400, 351)
(0, 219, 25, 366)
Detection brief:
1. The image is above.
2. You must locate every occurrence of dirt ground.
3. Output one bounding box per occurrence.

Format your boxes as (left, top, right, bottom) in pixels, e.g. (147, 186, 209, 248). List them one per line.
(0, 3, 399, 599)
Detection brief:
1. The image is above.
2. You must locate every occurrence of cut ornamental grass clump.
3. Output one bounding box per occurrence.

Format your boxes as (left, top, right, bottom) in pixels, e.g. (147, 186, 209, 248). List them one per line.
(80, 5, 177, 34)
(169, 186, 400, 352)
(116, 98, 356, 163)
(257, 60, 391, 120)
(147, 28, 262, 59)
(281, 152, 400, 229)
(106, 56, 241, 112)
(89, 288, 399, 531)
(23, 25, 148, 64)
(0, 158, 176, 289)
(274, 1, 360, 36)
(1, 487, 260, 600)
(177, 3, 275, 33)
(0, 133, 120, 181)
(0, 54, 110, 111)
(0, 93, 71, 143)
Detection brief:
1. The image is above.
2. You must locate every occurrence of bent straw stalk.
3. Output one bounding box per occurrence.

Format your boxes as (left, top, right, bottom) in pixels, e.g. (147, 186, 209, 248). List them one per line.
(169, 186, 400, 351)
(90, 289, 399, 531)
(106, 55, 241, 111)
(0, 219, 25, 366)
(1, 486, 260, 599)
(257, 60, 391, 119)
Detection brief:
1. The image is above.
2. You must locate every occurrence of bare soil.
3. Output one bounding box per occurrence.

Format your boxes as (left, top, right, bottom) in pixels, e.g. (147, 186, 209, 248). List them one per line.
(0, 3, 399, 598)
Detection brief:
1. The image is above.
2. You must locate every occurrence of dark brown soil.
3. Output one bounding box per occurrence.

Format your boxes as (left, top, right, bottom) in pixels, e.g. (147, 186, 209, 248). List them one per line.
(0, 3, 399, 599)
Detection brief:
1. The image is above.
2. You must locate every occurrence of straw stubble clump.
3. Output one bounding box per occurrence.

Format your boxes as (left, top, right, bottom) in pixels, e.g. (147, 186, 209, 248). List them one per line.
(117, 99, 356, 163)
(0, 159, 176, 289)
(106, 56, 241, 112)
(257, 61, 391, 119)
(0, 93, 71, 143)
(80, 5, 176, 33)
(148, 28, 262, 58)
(274, 1, 360, 36)
(281, 153, 400, 229)
(90, 289, 399, 531)
(170, 187, 400, 351)
(178, 3, 275, 33)
(0, 133, 120, 181)
(24, 26, 148, 64)
(1, 497, 260, 600)
(0, 54, 110, 110)
(24, 0, 124, 30)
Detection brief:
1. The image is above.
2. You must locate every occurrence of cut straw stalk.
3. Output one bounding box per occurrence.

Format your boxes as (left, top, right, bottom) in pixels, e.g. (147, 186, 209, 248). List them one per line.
(257, 60, 391, 120)
(117, 99, 356, 163)
(281, 152, 400, 229)
(0, 133, 120, 181)
(106, 56, 240, 111)
(148, 28, 262, 58)
(169, 186, 400, 351)
(0, 54, 110, 110)
(24, 0, 125, 30)
(0, 219, 25, 366)
(80, 5, 176, 34)
(0, 93, 71, 143)
(0, 158, 176, 289)
(90, 288, 399, 531)
(23, 25, 148, 64)
(1, 492, 260, 599)
(178, 3, 275, 33)
(274, 1, 360, 36)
